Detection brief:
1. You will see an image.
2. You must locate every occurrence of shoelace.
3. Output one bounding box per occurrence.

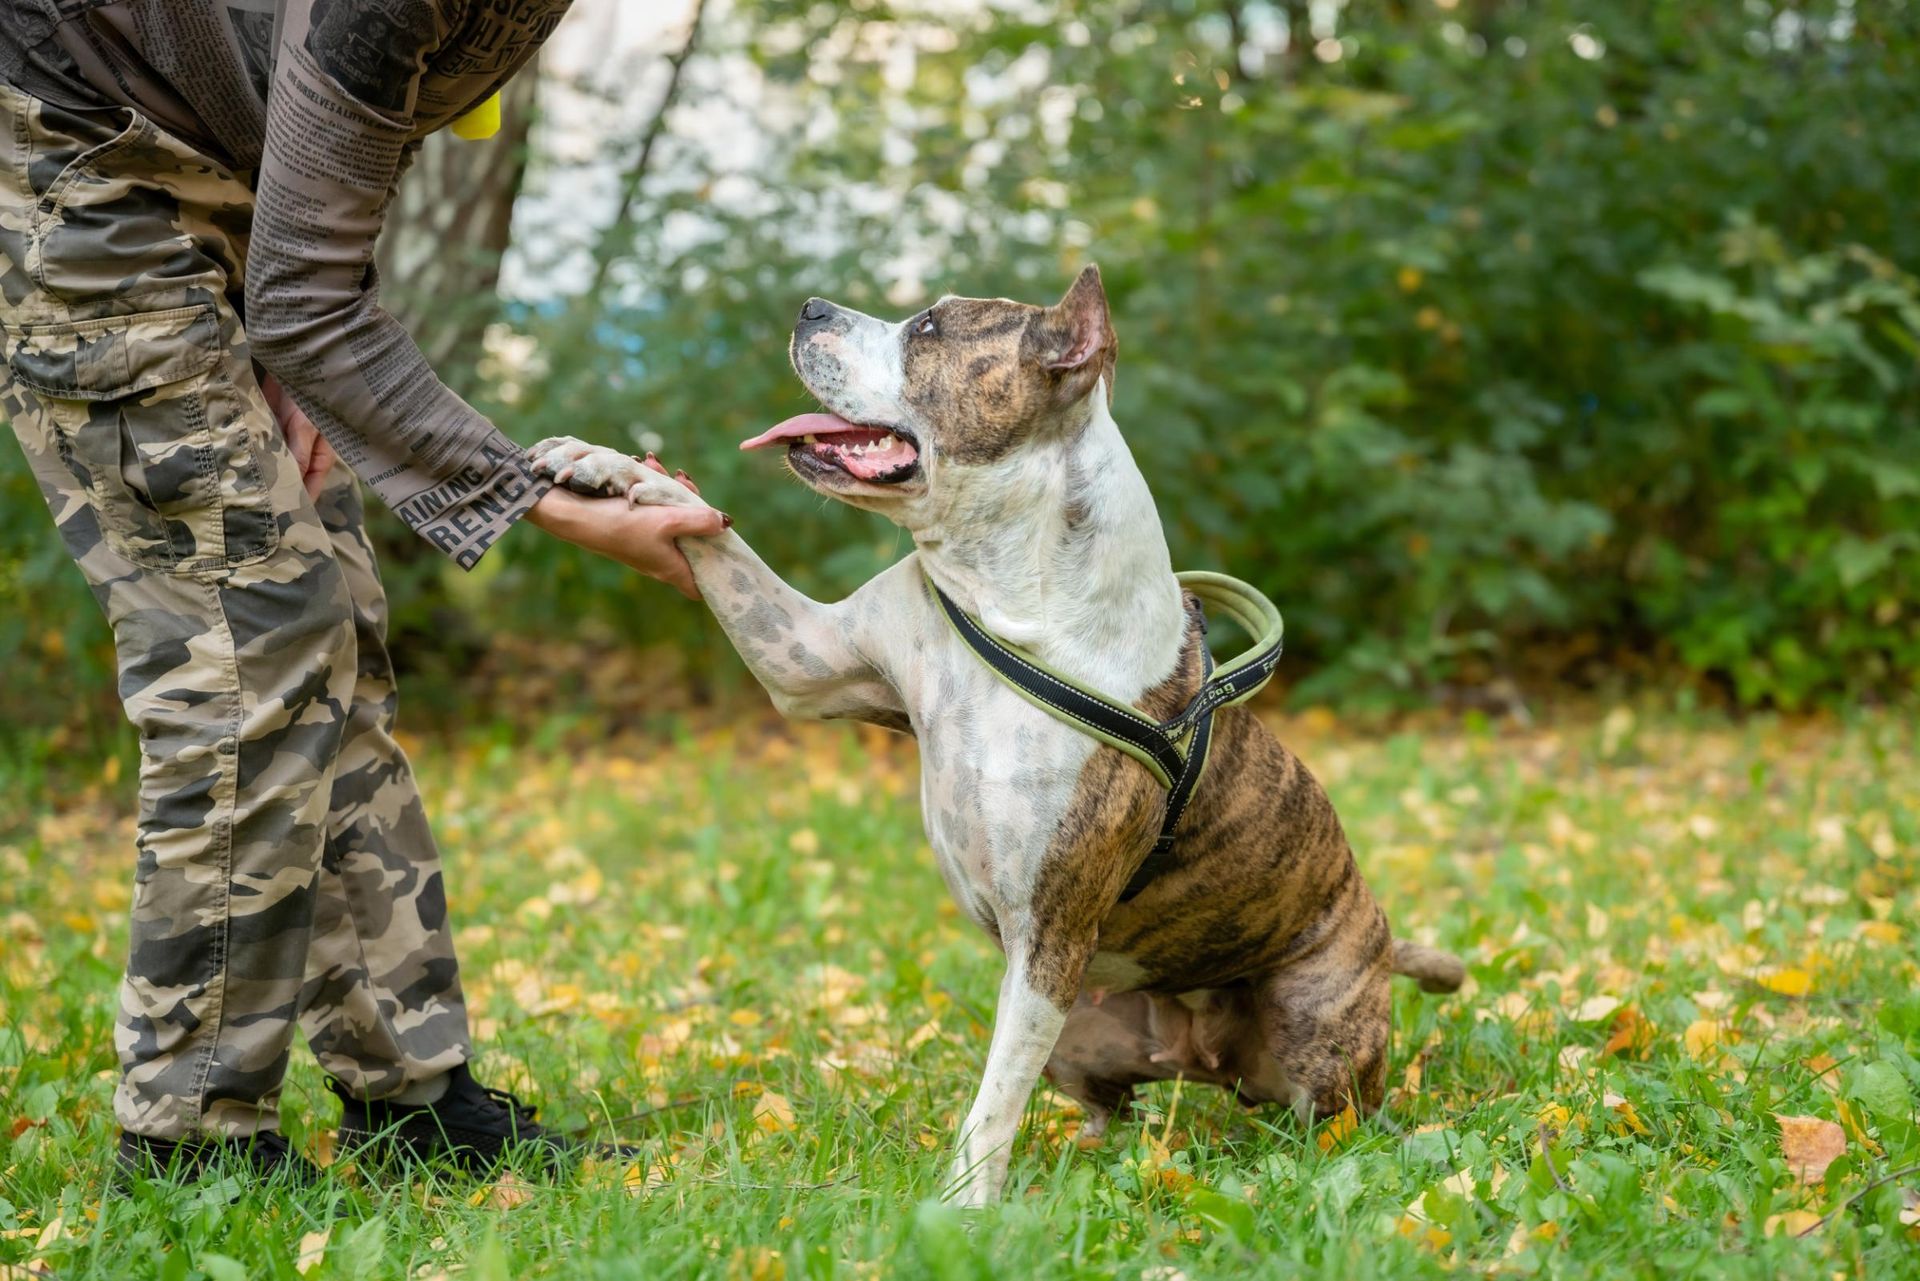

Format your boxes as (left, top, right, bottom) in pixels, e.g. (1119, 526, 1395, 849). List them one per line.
(467, 1083, 543, 1134)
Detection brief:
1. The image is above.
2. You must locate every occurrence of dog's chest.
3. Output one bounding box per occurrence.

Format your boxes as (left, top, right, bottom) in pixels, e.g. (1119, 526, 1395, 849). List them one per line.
(900, 630, 1104, 935)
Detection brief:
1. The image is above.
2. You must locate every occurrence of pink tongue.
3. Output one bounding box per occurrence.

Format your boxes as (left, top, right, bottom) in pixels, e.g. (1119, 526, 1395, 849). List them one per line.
(739, 412, 856, 451)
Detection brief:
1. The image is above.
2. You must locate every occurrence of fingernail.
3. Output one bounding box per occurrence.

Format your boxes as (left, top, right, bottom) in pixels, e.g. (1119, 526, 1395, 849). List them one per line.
(720, 512, 733, 528)
(646, 452, 659, 462)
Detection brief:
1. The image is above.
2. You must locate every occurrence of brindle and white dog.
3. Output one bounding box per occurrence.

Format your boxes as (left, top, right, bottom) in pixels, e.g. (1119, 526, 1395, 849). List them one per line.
(529, 266, 1463, 1205)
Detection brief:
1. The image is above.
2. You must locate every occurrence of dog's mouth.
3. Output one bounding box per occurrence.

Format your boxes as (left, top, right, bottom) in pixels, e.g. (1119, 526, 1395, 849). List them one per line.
(739, 412, 922, 485)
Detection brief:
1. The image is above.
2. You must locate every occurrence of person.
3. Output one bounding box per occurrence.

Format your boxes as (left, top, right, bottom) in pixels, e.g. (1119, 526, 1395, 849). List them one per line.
(0, 0, 719, 1187)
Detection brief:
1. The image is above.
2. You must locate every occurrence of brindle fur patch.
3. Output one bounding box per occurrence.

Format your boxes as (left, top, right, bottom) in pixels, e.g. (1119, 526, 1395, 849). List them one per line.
(902, 297, 1052, 466)
(1028, 591, 1401, 1119)
(902, 268, 1117, 466)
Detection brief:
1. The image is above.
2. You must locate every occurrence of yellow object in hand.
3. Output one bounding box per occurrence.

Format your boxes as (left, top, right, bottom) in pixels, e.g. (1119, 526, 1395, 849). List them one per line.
(451, 92, 502, 141)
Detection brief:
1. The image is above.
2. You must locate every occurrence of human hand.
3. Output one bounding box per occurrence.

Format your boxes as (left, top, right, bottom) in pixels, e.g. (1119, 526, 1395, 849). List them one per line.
(524, 455, 728, 600)
(262, 374, 335, 499)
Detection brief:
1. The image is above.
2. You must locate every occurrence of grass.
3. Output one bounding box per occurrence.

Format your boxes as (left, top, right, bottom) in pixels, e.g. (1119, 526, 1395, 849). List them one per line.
(2, 703, 1917, 1279)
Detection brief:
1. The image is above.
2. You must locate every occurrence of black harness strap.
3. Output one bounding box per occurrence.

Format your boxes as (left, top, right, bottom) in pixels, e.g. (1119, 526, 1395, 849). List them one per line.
(929, 576, 1284, 904)
(1118, 645, 1215, 901)
(930, 585, 1188, 786)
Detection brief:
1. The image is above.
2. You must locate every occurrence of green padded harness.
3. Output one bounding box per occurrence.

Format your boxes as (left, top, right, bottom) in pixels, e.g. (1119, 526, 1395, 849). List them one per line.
(927, 571, 1285, 902)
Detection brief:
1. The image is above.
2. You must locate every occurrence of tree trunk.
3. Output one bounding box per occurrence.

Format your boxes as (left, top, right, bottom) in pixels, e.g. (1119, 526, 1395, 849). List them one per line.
(375, 70, 540, 394)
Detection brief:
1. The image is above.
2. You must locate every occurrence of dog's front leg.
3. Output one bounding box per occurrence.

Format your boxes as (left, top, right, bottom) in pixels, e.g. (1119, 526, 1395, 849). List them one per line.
(529, 437, 903, 725)
(944, 934, 1090, 1206)
(679, 534, 903, 725)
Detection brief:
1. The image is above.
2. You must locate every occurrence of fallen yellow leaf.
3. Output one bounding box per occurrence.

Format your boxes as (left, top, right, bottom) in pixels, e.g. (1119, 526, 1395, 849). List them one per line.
(1316, 1105, 1359, 1152)
(1683, 1019, 1736, 1065)
(754, 1090, 795, 1133)
(1602, 1006, 1656, 1059)
(1394, 1213, 1453, 1250)
(469, 1173, 534, 1210)
(1603, 1092, 1649, 1135)
(1571, 995, 1622, 1023)
(1756, 968, 1812, 997)
(295, 1228, 330, 1276)
(1774, 1114, 1846, 1184)
(1764, 1209, 1823, 1237)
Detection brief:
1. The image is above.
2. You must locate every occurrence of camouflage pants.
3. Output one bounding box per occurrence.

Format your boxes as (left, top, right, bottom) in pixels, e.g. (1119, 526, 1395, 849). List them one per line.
(0, 85, 470, 1137)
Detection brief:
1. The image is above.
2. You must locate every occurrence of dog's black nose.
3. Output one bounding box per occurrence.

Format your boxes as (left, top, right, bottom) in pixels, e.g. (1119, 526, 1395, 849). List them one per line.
(798, 298, 832, 325)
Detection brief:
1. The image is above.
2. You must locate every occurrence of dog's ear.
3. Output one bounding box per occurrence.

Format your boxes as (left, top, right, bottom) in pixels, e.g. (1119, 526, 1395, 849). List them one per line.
(1034, 263, 1117, 406)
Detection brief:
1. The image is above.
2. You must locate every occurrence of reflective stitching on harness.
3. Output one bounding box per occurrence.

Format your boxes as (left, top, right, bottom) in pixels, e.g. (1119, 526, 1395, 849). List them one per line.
(935, 589, 1184, 786)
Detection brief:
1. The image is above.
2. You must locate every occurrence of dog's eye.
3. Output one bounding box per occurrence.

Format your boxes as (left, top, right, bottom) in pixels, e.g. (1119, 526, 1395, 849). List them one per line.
(913, 311, 938, 338)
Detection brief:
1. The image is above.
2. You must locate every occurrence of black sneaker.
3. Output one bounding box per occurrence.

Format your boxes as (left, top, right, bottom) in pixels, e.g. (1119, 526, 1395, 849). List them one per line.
(331, 1064, 622, 1174)
(116, 1129, 322, 1190)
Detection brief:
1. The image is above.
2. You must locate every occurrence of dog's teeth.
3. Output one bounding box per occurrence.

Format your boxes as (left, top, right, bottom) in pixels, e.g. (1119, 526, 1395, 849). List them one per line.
(879, 434, 896, 449)
(803, 434, 818, 444)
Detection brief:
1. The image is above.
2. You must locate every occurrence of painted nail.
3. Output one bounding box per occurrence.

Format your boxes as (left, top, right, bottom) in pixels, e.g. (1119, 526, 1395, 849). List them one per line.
(720, 512, 733, 528)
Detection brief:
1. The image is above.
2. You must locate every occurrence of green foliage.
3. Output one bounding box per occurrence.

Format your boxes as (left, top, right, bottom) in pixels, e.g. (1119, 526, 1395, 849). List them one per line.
(3, 0, 1916, 736)
(486, 0, 1919, 709)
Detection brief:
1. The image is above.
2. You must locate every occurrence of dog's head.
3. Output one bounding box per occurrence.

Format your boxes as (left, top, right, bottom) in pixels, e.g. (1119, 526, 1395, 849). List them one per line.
(740, 266, 1117, 518)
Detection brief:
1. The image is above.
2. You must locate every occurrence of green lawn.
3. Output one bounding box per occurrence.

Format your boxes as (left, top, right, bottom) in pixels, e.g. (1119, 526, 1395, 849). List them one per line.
(2, 706, 1917, 1279)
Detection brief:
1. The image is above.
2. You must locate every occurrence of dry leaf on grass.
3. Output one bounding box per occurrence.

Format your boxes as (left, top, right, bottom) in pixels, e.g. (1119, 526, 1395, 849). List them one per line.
(1682, 1019, 1728, 1062)
(1603, 1092, 1649, 1135)
(1764, 1209, 1823, 1238)
(1570, 995, 1621, 1024)
(1774, 1114, 1846, 1183)
(754, 1090, 795, 1133)
(295, 1228, 330, 1276)
(1315, 1105, 1358, 1152)
(1755, 967, 1813, 997)
(1601, 1006, 1656, 1059)
(1834, 1097, 1885, 1157)
(469, 1172, 534, 1210)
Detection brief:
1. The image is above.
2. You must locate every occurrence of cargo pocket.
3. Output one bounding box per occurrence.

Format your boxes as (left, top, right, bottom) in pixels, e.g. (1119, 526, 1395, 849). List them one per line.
(0, 303, 277, 573)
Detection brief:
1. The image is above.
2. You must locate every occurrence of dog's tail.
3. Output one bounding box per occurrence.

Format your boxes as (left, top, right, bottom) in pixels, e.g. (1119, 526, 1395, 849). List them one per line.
(1391, 940, 1466, 994)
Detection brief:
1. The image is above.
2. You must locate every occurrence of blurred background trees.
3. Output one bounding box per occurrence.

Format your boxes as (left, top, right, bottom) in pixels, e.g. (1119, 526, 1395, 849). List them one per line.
(4, 0, 1915, 758)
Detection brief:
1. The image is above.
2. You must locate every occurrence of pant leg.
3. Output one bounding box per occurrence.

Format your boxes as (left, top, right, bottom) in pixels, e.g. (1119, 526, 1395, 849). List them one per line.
(0, 84, 466, 1132)
(299, 468, 471, 1097)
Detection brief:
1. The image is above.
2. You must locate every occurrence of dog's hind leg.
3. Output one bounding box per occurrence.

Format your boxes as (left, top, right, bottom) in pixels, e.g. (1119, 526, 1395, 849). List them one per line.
(1257, 917, 1396, 1120)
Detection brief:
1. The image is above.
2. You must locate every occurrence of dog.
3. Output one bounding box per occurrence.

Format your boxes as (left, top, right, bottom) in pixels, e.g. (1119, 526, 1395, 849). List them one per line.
(528, 265, 1463, 1205)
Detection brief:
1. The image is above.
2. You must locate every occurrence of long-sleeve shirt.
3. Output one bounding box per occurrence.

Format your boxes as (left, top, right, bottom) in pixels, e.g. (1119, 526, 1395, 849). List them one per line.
(0, 0, 574, 567)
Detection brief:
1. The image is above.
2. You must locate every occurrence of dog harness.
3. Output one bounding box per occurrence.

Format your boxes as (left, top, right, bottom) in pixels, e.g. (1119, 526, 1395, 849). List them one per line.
(928, 572, 1285, 902)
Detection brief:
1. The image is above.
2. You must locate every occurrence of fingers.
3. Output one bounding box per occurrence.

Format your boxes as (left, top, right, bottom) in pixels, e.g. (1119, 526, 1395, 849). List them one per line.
(302, 435, 337, 500)
(674, 469, 701, 496)
(642, 452, 670, 476)
(660, 505, 731, 538)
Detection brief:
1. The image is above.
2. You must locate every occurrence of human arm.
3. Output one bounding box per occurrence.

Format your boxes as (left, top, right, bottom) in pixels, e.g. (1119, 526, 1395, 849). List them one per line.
(244, 1, 562, 568)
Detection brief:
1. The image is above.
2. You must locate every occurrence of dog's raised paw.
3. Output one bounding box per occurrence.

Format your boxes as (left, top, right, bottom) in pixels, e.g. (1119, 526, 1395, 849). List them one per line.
(528, 437, 649, 499)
